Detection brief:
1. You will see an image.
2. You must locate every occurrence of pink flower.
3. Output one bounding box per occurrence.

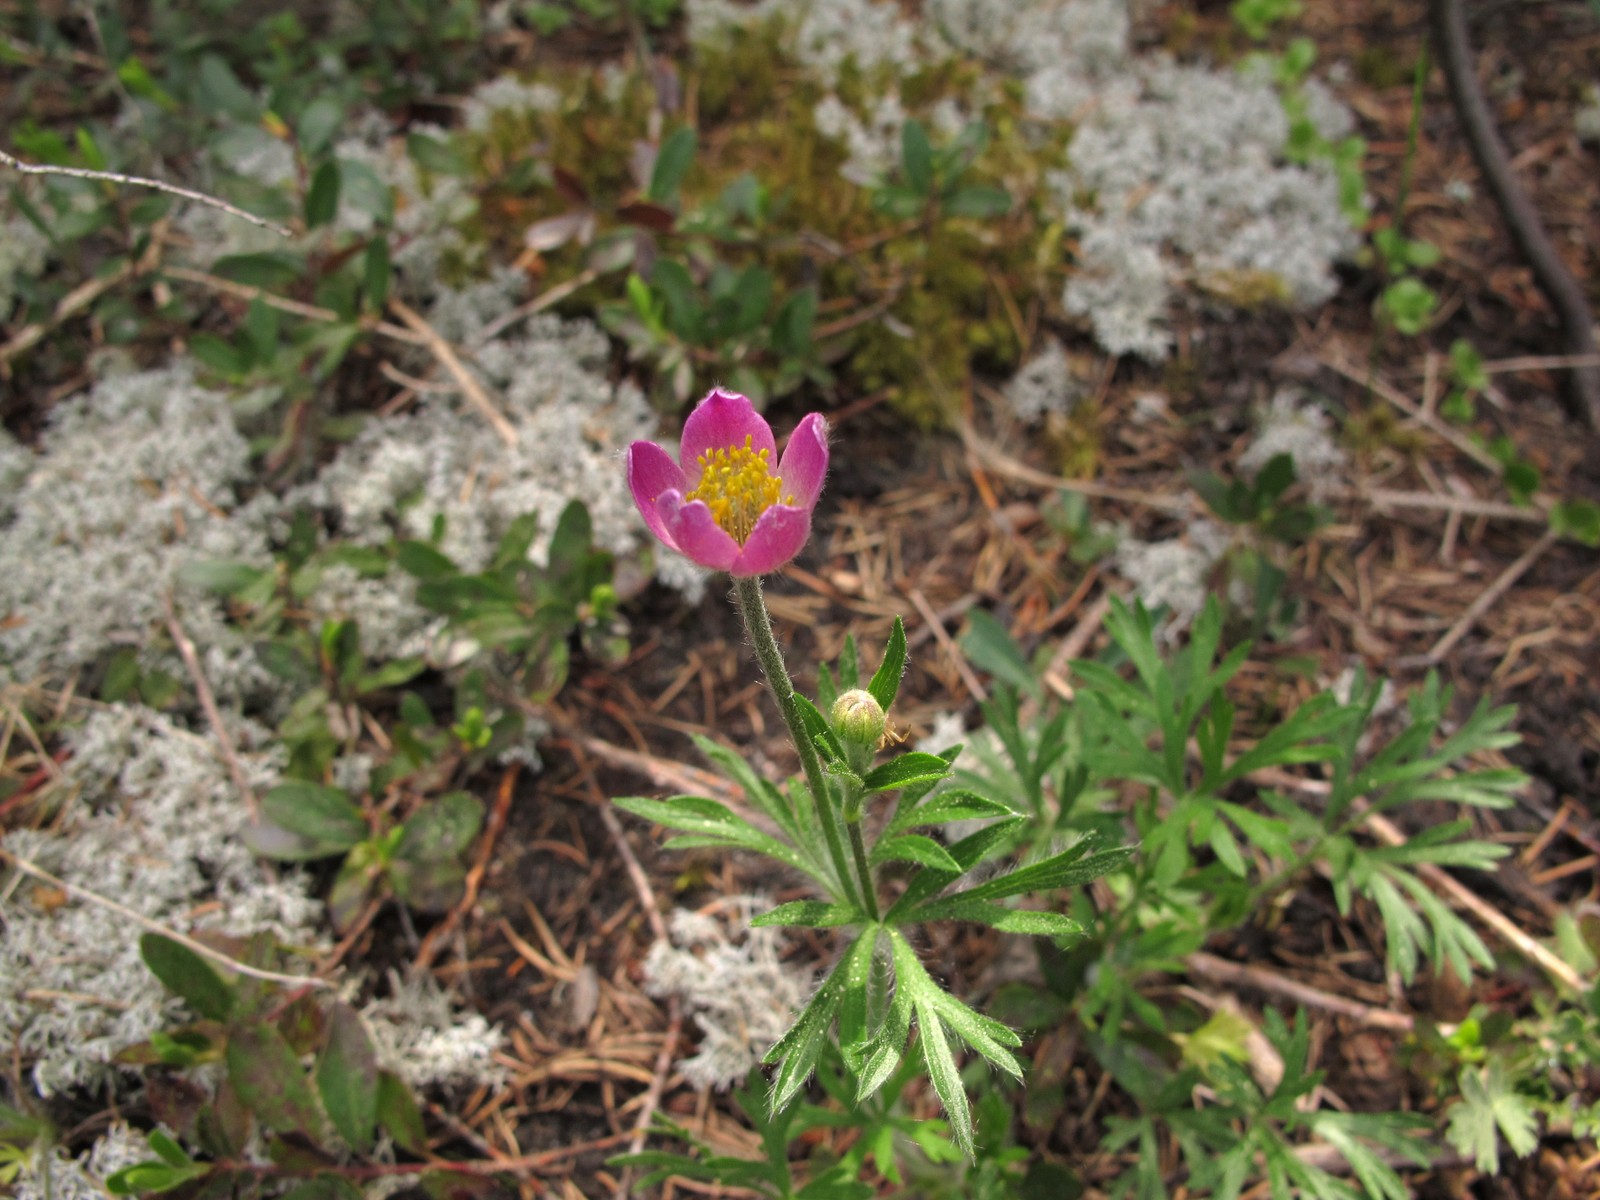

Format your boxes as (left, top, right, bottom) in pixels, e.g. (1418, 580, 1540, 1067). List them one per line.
(628, 388, 829, 577)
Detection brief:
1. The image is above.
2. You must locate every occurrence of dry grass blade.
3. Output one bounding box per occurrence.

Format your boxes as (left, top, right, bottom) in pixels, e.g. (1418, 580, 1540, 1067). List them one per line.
(0, 149, 292, 236)
(0, 846, 332, 989)
(388, 297, 520, 446)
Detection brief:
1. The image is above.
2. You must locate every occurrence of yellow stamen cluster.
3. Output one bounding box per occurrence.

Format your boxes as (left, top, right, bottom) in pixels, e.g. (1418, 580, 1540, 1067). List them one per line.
(685, 435, 794, 544)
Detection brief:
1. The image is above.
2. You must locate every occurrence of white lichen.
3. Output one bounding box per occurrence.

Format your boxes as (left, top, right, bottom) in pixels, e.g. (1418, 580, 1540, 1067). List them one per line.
(1045, 39, 1357, 358)
(1063, 225, 1173, 361)
(462, 75, 562, 133)
(1112, 520, 1231, 633)
(686, 0, 926, 84)
(1003, 340, 1085, 422)
(813, 91, 909, 187)
(363, 970, 507, 1090)
(642, 901, 812, 1091)
(1238, 390, 1346, 499)
(0, 361, 273, 691)
(0, 704, 317, 1095)
(12, 1123, 153, 1200)
(304, 307, 693, 597)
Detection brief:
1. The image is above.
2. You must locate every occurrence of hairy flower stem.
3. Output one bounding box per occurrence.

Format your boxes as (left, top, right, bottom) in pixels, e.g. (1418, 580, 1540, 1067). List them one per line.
(733, 576, 876, 918)
(845, 815, 878, 922)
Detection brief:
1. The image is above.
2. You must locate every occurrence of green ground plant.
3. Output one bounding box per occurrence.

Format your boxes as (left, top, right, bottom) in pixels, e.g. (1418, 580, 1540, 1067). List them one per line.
(613, 588, 1550, 1195)
(107, 934, 432, 1197)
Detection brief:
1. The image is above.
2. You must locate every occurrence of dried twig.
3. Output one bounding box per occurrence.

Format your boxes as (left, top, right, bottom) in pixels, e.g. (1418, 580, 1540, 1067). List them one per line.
(160, 265, 425, 344)
(163, 596, 259, 820)
(388, 297, 520, 446)
(1036, 590, 1112, 711)
(908, 586, 988, 703)
(958, 422, 1192, 514)
(0, 846, 331, 989)
(0, 30, 104, 68)
(1254, 768, 1587, 993)
(552, 726, 733, 802)
(1346, 486, 1545, 525)
(1431, 0, 1600, 430)
(472, 267, 600, 347)
(1421, 527, 1559, 665)
(0, 148, 292, 237)
(1318, 351, 1502, 472)
(412, 764, 521, 976)
(1362, 809, 1586, 993)
(1187, 951, 1417, 1033)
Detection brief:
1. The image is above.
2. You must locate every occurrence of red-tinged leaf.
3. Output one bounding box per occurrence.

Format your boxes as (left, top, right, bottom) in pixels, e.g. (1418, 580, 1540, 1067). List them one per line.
(318, 1004, 379, 1153)
(146, 1073, 209, 1139)
(376, 1070, 426, 1154)
(196, 1077, 253, 1159)
(279, 992, 329, 1056)
(553, 166, 588, 203)
(264, 1132, 340, 1171)
(227, 1023, 324, 1138)
(615, 201, 677, 232)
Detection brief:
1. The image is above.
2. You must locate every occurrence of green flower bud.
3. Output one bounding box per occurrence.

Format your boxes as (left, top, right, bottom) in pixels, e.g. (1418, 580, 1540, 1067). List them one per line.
(831, 688, 886, 749)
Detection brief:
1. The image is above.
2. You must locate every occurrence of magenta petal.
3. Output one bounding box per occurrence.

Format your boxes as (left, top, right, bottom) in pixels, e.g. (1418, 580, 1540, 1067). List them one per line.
(680, 388, 776, 475)
(730, 504, 812, 577)
(776, 412, 829, 510)
(660, 492, 741, 572)
(627, 441, 688, 550)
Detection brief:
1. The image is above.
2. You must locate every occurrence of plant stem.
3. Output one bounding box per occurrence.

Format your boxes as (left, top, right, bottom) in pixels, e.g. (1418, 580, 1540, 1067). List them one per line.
(733, 575, 865, 911)
(845, 819, 879, 921)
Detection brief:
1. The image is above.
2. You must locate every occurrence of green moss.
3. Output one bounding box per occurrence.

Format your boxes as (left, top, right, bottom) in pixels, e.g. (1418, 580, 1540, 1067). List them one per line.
(695, 22, 793, 125)
(448, 12, 1074, 430)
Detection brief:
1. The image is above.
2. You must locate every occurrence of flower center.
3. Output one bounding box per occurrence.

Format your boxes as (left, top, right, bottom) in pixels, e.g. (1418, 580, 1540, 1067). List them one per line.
(685, 435, 793, 544)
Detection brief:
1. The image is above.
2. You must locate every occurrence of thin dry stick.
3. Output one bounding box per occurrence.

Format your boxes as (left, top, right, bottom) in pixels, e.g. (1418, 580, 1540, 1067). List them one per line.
(412, 763, 521, 976)
(0, 30, 104, 68)
(472, 267, 600, 347)
(1349, 486, 1546, 525)
(1424, 527, 1559, 664)
(1431, 0, 1600, 429)
(1036, 591, 1113, 711)
(1361, 809, 1586, 993)
(378, 269, 605, 415)
(908, 586, 988, 703)
(1318, 351, 1502, 472)
(160, 265, 425, 345)
(0, 846, 331, 989)
(1255, 767, 1589, 994)
(388, 297, 520, 446)
(1186, 952, 1417, 1034)
(556, 727, 734, 802)
(1483, 352, 1600, 375)
(378, 360, 458, 395)
(959, 423, 1193, 514)
(0, 148, 292, 237)
(163, 597, 259, 820)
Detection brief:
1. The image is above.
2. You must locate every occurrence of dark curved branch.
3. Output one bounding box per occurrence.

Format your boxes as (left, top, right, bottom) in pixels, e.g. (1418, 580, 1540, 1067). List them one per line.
(1430, 0, 1600, 431)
